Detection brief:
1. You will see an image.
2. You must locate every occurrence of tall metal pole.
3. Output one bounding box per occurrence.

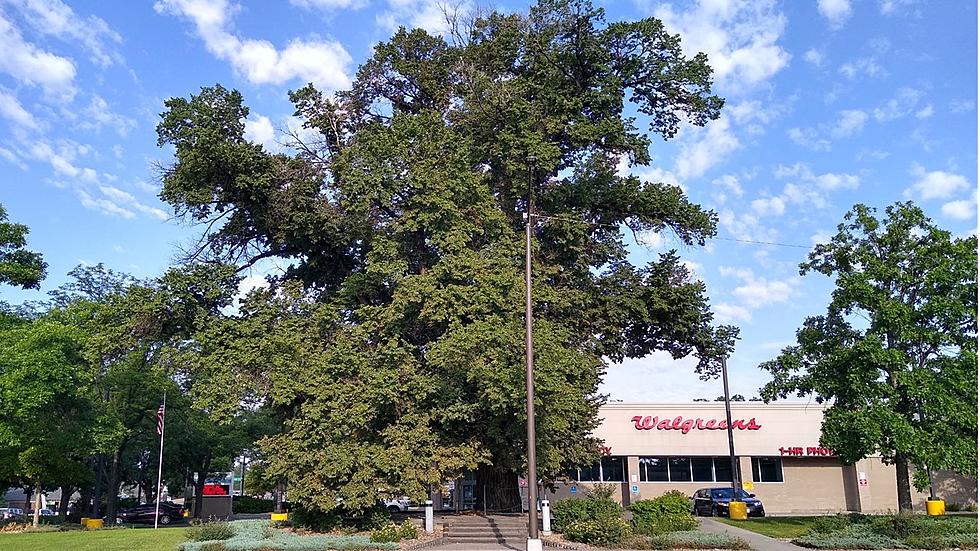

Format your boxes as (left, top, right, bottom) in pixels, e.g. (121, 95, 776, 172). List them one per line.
(721, 356, 741, 502)
(154, 392, 167, 529)
(524, 156, 540, 545)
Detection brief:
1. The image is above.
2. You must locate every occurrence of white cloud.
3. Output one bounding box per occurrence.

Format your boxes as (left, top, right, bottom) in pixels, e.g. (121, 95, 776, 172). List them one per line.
(711, 174, 744, 204)
(720, 266, 797, 309)
(813, 172, 859, 190)
(787, 126, 830, 151)
(155, 0, 352, 90)
(905, 164, 970, 200)
(832, 109, 868, 137)
(675, 116, 740, 179)
(8, 0, 122, 67)
(818, 0, 852, 28)
(650, 0, 790, 93)
(634, 166, 685, 192)
(77, 189, 134, 219)
(810, 231, 832, 245)
(771, 163, 859, 208)
(873, 87, 924, 121)
(718, 208, 779, 243)
(750, 196, 785, 216)
(376, 0, 471, 36)
(839, 57, 884, 79)
(879, 0, 919, 15)
(714, 302, 752, 324)
(245, 114, 277, 150)
(79, 95, 136, 136)
(915, 104, 934, 119)
(803, 48, 824, 66)
(99, 185, 169, 220)
(949, 99, 974, 113)
(0, 12, 76, 99)
(637, 231, 665, 250)
(290, 0, 365, 9)
(941, 199, 976, 220)
(0, 89, 39, 129)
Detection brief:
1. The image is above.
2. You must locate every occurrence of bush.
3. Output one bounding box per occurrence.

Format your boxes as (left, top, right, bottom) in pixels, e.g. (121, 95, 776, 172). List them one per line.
(794, 524, 905, 550)
(552, 485, 624, 532)
(397, 519, 419, 540)
(290, 506, 342, 532)
(811, 514, 860, 534)
(905, 532, 978, 550)
(232, 495, 277, 514)
(180, 519, 398, 551)
(647, 530, 750, 550)
(186, 521, 234, 542)
(630, 491, 697, 535)
(197, 543, 228, 551)
(370, 523, 401, 543)
(563, 517, 632, 546)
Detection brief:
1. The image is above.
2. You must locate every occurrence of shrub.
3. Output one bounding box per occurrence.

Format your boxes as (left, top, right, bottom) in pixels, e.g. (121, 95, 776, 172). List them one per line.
(397, 519, 418, 540)
(180, 519, 398, 551)
(811, 514, 859, 534)
(186, 521, 234, 542)
(370, 523, 401, 543)
(794, 524, 905, 549)
(197, 543, 228, 551)
(563, 517, 632, 546)
(553, 485, 624, 532)
(905, 532, 978, 550)
(290, 506, 342, 532)
(647, 530, 750, 550)
(630, 491, 697, 535)
(232, 495, 277, 514)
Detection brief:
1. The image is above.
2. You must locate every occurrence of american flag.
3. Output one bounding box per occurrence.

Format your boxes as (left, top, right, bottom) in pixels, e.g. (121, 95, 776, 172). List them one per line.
(156, 402, 166, 436)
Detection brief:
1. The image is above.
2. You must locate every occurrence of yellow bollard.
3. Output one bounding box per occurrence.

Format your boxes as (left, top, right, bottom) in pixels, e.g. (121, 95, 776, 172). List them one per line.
(926, 500, 946, 516)
(270, 512, 288, 522)
(80, 517, 90, 525)
(728, 501, 748, 520)
(83, 518, 104, 529)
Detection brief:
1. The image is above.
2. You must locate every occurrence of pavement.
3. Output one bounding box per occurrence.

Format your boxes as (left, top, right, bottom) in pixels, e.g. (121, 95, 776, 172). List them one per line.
(699, 517, 806, 551)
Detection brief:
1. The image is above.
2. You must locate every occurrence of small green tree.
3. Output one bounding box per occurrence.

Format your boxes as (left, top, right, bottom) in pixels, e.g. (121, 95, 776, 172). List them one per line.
(760, 202, 978, 512)
(0, 203, 47, 289)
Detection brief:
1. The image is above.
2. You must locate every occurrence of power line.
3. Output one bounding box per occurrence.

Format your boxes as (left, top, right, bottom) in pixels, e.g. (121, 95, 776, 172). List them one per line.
(532, 213, 813, 250)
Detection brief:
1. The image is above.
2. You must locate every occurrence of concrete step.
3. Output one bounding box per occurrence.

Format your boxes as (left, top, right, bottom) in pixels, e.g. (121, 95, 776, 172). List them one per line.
(444, 536, 528, 544)
(446, 530, 529, 538)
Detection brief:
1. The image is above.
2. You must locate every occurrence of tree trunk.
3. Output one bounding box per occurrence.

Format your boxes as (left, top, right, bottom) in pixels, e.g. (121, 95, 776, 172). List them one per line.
(32, 481, 42, 528)
(92, 454, 105, 518)
(58, 486, 73, 519)
(895, 453, 914, 512)
(105, 449, 122, 523)
(475, 465, 521, 513)
(193, 453, 212, 519)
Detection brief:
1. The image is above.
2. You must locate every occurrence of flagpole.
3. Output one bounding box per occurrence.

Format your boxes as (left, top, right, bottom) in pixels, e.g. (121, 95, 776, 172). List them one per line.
(154, 392, 167, 529)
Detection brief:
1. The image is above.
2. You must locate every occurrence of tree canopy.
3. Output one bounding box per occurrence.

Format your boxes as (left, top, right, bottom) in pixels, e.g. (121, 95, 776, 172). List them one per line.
(0, 203, 47, 290)
(156, 0, 735, 511)
(759, 202, 978, 512)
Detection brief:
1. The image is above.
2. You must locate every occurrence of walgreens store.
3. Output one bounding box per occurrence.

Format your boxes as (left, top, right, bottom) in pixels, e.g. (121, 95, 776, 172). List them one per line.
(545, 403, 976, 514)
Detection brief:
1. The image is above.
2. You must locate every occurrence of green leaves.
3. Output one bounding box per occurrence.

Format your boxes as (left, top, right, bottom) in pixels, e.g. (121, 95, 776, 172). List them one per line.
(760, 202, 978, 507)
(0, 203, 47, 290)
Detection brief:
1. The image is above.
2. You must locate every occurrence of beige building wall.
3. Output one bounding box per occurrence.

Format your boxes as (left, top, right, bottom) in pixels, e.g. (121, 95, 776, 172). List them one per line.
(545, 403, 978, 515)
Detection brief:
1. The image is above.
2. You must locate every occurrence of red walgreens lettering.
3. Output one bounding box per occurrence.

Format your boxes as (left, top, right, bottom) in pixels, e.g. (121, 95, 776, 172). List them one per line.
(630, 416, 762, 433)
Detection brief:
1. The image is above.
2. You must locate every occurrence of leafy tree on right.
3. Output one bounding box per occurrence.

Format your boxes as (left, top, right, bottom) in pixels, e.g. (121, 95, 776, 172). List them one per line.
(760, 202, 977, 512)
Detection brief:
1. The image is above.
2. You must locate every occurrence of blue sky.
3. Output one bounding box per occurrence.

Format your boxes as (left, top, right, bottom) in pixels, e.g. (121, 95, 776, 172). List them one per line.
(0, 0, 976, 402)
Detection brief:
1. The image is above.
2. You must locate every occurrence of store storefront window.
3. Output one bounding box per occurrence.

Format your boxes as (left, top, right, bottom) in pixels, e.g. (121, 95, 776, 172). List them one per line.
(638, 456, 737, 482)
(571, 456, 627, 482)
(752, 457, 784, 482)
(639, 457, 668, 482)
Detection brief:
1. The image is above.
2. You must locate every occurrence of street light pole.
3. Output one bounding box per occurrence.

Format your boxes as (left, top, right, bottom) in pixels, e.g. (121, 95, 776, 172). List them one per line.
(524, 156, 541, 551)
(721, 355, 741, 503)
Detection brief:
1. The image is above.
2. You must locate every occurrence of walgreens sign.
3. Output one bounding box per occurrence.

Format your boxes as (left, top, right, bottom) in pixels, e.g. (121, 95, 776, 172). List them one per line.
(631, 415, 762, 434)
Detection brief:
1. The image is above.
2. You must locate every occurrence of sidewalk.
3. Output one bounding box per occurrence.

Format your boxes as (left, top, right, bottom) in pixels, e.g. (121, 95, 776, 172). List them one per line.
(699, 518, 805, 551)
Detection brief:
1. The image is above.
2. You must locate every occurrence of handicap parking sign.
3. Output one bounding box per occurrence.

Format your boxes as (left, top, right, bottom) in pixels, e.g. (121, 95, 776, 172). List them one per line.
(570, 485, 577, 494)
(631, 484, 639, 494)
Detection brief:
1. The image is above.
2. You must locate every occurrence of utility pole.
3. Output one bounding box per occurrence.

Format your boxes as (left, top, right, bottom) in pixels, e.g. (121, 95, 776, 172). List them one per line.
(524, 155, 541, 551)
(721, 355, 741, 504)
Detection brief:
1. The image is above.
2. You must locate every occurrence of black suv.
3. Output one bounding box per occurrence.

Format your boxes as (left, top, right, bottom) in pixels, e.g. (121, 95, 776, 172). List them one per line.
(692, 487, 765, 517)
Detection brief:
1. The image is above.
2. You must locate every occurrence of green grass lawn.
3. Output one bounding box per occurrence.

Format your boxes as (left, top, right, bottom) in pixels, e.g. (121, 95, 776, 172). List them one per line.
(716, 516, 818, 538)
(0, 526, 186, 551)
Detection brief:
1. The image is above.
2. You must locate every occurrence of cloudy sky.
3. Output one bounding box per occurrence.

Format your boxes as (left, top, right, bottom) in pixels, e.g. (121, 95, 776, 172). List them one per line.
(0, 0, 976, 402)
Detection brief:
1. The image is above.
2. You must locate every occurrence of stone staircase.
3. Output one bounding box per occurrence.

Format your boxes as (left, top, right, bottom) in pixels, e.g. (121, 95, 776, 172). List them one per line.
(443, 514, 535, 547)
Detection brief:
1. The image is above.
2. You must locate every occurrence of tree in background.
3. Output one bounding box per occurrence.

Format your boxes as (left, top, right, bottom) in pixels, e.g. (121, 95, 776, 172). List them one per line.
(0, 203, 46, 290)
(760, 202, 978, 512)
(156, 0, 736, 512)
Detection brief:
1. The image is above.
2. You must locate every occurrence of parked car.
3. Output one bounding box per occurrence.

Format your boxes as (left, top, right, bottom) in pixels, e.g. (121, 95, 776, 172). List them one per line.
(0, 507, 24, 520)
(692, 487, 765, 517)
(384, 497, 411, 514)
(115, 501, 184, 525)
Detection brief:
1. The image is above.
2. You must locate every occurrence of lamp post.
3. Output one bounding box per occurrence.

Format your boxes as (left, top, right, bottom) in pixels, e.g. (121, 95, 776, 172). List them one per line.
(721, 355, 744, 519)
(524, 156, 541, 551)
